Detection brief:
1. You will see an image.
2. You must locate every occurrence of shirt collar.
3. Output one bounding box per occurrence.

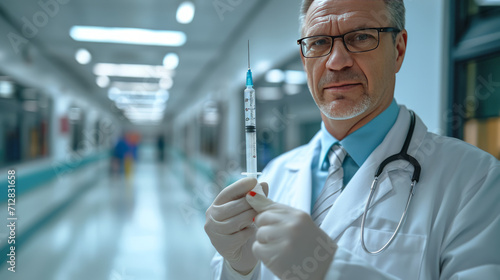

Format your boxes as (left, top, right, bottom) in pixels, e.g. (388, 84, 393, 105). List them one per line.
(319, 99, 400, 169)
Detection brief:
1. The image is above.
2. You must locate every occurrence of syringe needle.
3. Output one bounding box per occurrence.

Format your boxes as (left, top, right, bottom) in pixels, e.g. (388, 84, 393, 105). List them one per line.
(248, 40, 250, 69)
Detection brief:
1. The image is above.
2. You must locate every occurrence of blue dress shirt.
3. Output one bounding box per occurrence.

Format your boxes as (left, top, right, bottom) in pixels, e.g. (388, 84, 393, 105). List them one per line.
(311, 99, 400, 210)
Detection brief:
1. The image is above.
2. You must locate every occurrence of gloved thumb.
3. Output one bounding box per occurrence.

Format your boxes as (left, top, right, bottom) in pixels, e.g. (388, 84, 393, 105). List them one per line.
(246, 182, 273, 213)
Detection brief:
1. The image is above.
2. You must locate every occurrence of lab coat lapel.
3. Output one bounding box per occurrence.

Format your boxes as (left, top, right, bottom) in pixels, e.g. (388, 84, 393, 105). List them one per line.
(321, 106, 422, 240)
(281, 133, 321, 214)
(320, 158, 394, 240)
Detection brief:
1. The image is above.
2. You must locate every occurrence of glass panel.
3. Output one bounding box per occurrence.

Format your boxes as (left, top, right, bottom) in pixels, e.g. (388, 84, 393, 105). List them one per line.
(464, 118, 500, 159)
(462, 53, 500, 159)
(469, 0, 500, 18)
(464, 54, 500, 119)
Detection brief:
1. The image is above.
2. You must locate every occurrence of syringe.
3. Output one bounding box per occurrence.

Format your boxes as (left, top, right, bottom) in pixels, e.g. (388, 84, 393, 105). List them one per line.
(242, 41, 260, 179)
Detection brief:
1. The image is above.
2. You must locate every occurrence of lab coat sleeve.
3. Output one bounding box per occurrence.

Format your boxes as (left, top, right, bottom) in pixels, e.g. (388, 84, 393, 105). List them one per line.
(210, 252, 260, 280)
(440, 165, 500, 280)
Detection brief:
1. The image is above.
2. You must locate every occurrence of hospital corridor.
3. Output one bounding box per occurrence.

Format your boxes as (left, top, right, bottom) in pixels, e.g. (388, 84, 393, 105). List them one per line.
(1, 0, 500, 279)
(0, 144, 215, 280)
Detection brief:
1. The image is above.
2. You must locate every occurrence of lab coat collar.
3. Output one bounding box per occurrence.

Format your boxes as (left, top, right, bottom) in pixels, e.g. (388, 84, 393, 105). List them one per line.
(320, 106, 428, 240)
(284, 131, 322, 171)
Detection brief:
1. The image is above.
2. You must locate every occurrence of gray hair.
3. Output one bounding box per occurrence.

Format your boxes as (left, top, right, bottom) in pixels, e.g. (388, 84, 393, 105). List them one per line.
(299, 0, 405, 40)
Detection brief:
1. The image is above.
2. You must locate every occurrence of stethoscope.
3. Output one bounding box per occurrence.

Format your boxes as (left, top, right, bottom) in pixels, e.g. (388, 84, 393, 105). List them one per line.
(360, 110, 421, 255)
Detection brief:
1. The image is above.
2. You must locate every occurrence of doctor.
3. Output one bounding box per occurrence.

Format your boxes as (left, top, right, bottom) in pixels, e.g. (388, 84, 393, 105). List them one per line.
(205, 0, 500, 279)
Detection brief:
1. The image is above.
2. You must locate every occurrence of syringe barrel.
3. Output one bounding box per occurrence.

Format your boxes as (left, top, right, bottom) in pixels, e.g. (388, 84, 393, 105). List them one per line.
(244, 87, 256, 127)
(244, 86, 258, 177)
(245, 131, 257, 177)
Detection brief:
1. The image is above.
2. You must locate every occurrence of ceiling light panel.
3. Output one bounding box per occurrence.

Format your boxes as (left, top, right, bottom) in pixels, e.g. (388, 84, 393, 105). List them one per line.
(176, 1, 195, 24)
(111, 82, 161, 92)
(75, 48, 92, 65)
(94, 63, 174, 79)
(70, 26, 186, 46)
(163, 53, 179, 70)
(265, 69, 285, 83)
(285, 70, 307, 84)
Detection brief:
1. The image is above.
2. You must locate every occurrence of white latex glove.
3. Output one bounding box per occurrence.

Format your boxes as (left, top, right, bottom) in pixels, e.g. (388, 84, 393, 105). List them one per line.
(205, 177, 269, 275)
(246, 183, 338, 279)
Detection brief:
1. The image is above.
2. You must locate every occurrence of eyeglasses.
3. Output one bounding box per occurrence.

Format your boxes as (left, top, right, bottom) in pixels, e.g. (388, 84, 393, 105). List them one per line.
(297, 27, 400, 58)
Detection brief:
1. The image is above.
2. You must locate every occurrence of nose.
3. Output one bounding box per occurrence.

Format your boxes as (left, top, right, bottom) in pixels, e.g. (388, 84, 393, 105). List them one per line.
(325, 38, 354, 71)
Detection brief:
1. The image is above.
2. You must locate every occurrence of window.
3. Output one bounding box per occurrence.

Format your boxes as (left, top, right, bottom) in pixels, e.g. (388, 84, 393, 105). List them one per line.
(0, 75, 52, 167)
(449, 0, 500, 159)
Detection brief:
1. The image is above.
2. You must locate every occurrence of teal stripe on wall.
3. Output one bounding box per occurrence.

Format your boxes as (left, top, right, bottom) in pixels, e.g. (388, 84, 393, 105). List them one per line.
(2, 152, 110, 201)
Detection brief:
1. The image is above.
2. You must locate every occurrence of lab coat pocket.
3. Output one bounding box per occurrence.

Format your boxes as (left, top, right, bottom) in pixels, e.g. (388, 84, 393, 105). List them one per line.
(338, 227, 427, 280)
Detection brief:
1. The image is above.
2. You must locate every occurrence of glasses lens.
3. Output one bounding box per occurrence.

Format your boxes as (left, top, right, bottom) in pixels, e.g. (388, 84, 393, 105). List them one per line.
(301, 36, 332, 58)
(344, 29, 379, 52)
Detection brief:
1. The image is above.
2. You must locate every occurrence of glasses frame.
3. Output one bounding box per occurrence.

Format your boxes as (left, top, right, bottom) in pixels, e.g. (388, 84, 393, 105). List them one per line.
(297, 27, 401, 58)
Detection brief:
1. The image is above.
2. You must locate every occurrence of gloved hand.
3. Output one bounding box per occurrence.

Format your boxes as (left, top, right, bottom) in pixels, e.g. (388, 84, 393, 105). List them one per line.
(246, 183, 338, 279)
(205, 177, 269, 275)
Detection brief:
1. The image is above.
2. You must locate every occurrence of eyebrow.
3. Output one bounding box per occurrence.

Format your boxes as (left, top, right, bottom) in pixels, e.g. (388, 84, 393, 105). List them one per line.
(349, 23, 372, 31)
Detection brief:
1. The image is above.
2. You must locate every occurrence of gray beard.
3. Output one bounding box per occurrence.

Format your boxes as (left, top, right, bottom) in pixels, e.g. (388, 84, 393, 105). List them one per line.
(318, 94, 372, 120)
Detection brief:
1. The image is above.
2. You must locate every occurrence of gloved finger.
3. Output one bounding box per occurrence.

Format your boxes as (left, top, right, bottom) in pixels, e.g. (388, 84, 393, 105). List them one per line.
(210, 196, 253, 221)
(260, 182, 269, 197)
(207, 208, 257, 235)
(255, 224, 285, 244)
(207, 226, 256, 260)
(214, 177, 259, 205)
(254, 208, 290, 227)
(246, 183, 275, 213)
(252, 239, 285, 267)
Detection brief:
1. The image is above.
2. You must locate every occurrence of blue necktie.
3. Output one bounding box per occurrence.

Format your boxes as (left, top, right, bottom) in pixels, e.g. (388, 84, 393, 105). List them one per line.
(312, 144, 347, 226)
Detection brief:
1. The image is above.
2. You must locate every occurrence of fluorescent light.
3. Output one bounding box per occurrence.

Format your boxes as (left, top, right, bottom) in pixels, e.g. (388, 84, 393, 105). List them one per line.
(0, 80, 15, 98)
(126, 107, 166, 114)
(266, 69, 285, 83)
(125, 112, 165, 119)
(110, 90, 168, 98)
(117, 101, 167, 110)
(254, 61, 272, 75)
(111, 82, 160, 92)
(125, 110, 165, 116)
(94, 63, 174, 78)
(285, 70, 307, 84)
(163, 53, 179, 70)
(125, 112, 164, 120)
(70, 26, 186, 46)
(256, 87, 283, 101)
(283, 83, 302, 95)
(159, 77, 173, 90)
(96, 76, 110, 88)
(177, 1, 195, 24)
(75, 48, 92, 65)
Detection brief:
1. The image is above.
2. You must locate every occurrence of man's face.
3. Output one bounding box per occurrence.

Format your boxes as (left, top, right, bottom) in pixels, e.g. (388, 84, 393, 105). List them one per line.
(301, 0, 407, 121)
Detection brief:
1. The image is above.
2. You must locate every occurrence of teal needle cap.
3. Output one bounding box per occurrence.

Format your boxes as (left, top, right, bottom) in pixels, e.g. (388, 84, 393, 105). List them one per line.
(246, 69, 253, 87)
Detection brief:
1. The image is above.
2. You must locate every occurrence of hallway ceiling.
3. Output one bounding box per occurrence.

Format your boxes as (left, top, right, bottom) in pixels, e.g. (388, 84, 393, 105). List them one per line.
(0, 0, 275, 124)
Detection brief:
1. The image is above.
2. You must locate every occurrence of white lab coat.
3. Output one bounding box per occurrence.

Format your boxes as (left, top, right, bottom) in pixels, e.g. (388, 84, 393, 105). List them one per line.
(211, 106, 500, 279)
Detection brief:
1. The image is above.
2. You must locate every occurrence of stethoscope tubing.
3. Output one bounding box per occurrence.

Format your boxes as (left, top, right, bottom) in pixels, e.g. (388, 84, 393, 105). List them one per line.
(360, 111, 421, 254)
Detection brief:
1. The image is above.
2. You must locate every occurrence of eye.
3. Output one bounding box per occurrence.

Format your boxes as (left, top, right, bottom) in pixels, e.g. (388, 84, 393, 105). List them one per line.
(306, 37, 330, 48)
(312, 38, 329, 46)
(353, 33, 374, 42)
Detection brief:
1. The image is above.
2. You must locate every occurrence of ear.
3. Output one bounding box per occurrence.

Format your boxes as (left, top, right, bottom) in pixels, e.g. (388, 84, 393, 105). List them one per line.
(394, 29, 408, 73)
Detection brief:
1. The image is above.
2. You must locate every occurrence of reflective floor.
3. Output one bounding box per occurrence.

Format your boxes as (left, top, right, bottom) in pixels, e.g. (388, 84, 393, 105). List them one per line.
(0, 158, 215, 280)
